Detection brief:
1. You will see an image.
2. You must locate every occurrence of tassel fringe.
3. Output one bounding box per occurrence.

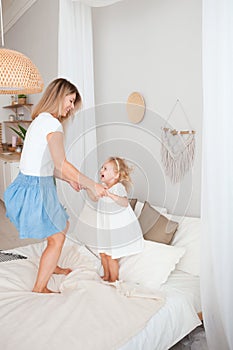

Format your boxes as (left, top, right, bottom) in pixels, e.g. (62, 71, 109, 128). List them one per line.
(161, 129, 195, 183)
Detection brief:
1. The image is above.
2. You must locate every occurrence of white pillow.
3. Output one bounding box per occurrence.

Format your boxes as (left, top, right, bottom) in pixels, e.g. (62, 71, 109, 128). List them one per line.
(134, 201, 167, 218)
(119, 240, 185, 290)
(169, 215, 201, 276)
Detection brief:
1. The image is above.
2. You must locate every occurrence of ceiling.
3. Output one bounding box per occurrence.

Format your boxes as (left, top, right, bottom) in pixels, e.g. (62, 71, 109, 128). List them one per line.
(1, 0, 36, 34)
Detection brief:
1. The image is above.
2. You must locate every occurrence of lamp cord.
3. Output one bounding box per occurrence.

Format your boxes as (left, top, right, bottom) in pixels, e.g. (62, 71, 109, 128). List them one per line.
(0, 0, 4, 46)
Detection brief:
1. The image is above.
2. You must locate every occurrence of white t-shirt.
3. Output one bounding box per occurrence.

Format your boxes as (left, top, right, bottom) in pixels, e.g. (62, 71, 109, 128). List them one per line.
(20, 112, 63, 176)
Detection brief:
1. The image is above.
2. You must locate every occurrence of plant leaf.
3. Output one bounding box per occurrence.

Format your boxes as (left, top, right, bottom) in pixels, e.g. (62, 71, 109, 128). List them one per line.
(18, 125, 27, 137)
(9, 126, 25, 140)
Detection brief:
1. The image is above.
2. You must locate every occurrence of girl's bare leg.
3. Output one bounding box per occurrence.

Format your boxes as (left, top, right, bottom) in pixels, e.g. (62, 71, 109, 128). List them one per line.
(107, 256, 119, 282)
(32, 221, 69, 293)
(100, 253, 110, 281)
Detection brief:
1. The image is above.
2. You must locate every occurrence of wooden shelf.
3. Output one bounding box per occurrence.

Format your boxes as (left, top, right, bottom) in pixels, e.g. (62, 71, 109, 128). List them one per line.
(3, 120, 32, 123)
(3, 103, 33, 120)
(3, 104, 33, 110)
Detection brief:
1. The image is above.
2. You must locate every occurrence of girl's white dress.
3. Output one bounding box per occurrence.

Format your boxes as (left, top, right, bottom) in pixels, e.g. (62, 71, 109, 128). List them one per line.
(97, 183, 144, 259)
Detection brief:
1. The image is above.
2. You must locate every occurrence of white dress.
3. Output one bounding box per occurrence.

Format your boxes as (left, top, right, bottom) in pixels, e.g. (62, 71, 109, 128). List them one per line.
(97, 183, 144, 259)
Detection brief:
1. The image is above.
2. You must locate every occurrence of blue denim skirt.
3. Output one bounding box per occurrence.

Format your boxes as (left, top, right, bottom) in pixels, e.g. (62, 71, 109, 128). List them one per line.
(4, 172, 69, 239)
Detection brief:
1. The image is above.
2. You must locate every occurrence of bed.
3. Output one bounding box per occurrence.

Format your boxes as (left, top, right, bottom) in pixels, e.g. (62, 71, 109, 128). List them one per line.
(0, 200, 202, 350)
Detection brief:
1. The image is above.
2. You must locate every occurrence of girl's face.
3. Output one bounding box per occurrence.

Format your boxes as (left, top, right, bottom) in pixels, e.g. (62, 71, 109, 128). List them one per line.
(100, 161, 119, 187)
(61, 93, 76, 117)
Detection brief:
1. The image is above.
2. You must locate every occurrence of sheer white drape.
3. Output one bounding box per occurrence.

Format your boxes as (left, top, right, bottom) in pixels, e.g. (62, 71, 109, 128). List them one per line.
(58, 0, 95, 109)
(57, 0, 98, 232)
(201, 0, 233, 349)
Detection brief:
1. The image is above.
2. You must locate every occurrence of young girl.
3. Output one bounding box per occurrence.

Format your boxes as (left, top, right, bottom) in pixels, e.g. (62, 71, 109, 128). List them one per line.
(87, 157, 143, 282)
(4, 78, 106, 293)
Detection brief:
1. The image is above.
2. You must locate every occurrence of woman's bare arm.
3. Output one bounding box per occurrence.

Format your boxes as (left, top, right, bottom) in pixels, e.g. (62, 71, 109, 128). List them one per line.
(86, 188, 98, 202)
(47, 131, 106, 197)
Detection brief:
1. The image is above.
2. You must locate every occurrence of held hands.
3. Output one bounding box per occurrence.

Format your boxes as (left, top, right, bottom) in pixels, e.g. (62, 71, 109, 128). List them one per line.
(84, 183, 107, 202)
(69, 181, 84, 192)
(69, 181, 127, 206)
(69, 180, 107, 200)
(94, 183, 108, 199)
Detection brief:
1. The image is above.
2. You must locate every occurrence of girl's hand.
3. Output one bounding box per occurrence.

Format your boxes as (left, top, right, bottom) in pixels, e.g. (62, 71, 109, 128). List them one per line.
(105, 190, 128, 207)
(105, 190, 114, 199)
(94, 183, 107, 198)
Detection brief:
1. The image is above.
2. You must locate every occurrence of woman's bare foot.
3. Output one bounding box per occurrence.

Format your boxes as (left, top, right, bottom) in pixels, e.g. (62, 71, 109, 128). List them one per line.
(53, 266, 72, 275)
(109, 278, 118, 283)
(101, 275, 109, 281)
(32, 287, 59, 293)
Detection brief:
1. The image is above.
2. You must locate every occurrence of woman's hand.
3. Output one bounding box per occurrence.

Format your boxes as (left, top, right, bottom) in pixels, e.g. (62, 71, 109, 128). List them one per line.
(69, 181, 83, 191)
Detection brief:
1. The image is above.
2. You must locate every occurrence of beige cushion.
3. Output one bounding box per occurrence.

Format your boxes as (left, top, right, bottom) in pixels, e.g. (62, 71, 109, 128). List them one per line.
(138, 201, 178, 244)
(129, 198, 137, 210)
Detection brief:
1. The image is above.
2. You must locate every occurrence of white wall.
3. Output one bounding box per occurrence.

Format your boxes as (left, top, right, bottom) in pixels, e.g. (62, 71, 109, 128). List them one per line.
(0, 0, 202, 216)
(92, 0, 202, 216)
(0, 0, 59, 122)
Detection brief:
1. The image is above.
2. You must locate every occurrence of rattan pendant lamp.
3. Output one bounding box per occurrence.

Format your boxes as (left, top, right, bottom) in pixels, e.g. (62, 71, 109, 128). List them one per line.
(0, 0, 43, 94)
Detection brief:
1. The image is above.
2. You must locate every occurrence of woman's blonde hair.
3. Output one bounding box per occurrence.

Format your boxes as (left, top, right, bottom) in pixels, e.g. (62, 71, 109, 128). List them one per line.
(107, 156, 133, 193)
(31, 78, 82, 120)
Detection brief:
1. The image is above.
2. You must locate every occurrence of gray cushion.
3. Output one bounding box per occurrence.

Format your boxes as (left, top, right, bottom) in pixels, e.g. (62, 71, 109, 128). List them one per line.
(129, 198, 137, 210)
(138, 201, 178, 244)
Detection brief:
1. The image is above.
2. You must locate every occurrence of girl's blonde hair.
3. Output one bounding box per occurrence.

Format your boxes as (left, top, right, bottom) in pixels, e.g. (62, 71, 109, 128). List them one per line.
(31, 78, 82, 121)
(107, 156, 133, 193)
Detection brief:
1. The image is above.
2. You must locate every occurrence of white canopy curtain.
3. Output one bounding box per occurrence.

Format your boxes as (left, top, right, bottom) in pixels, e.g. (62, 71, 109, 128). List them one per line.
(201, 0, 233, 349)
(57, 0, 98, 232)
(57, 0, 126, 232)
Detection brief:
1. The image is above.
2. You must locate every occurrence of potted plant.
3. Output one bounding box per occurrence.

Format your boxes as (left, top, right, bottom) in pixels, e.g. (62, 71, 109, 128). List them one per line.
(9, 124, 27, 141)
(17, 94, 27, 105)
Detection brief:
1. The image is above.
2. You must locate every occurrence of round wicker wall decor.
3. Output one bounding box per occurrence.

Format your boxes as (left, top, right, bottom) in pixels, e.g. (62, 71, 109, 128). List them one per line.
(126, 92, 145, 123)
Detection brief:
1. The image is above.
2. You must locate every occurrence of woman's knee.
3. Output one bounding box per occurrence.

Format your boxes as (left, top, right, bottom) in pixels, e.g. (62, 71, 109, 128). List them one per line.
(47, 231, 65, 248)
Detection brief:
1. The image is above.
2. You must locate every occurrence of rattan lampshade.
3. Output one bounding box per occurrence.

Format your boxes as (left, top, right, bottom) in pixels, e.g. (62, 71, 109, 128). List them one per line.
(0, 48, 44, 94)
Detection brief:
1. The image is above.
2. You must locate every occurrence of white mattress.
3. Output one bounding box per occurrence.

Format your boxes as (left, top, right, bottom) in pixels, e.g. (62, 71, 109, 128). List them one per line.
(120, 270, 202, 350)
(162, 269, 201, 313)
(0, 241, 202, 350)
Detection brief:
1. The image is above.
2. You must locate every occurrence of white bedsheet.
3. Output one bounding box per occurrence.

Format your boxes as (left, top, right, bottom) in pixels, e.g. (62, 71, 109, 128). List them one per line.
(0, 242, 164, 350)
(0, 241, 202, 350)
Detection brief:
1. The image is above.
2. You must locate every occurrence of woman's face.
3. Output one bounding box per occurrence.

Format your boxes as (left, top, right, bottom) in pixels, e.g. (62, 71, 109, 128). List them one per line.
(61, 93, 76, 116)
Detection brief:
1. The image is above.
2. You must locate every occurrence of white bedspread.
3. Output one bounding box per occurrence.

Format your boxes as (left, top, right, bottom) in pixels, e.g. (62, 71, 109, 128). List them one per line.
(0, 242, 165, 350)
(121, 272, 202, 350)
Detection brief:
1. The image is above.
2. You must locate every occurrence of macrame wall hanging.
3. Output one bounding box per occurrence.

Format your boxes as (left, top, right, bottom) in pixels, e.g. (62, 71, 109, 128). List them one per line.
(161, 99, 196, 183)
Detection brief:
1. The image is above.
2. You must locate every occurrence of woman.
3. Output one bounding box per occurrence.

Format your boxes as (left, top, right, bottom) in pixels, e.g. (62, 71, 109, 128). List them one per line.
(4, 78, 106, 293)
